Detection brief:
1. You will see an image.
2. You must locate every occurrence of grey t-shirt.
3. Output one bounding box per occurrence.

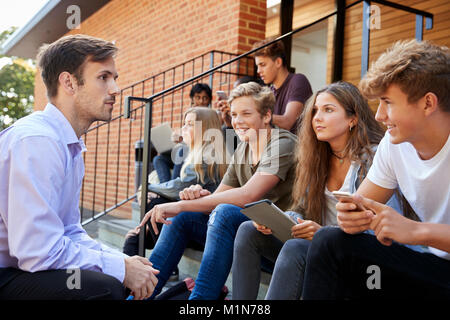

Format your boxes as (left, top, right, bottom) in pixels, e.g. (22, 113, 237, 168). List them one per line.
(221, 128, 297, 211)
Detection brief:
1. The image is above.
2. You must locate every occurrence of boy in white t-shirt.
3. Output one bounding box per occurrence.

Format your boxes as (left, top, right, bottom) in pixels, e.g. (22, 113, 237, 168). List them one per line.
(302, 39, 450, 299)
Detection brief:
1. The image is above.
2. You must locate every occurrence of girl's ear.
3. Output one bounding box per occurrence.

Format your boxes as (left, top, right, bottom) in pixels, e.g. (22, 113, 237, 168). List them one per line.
(349, 116, 358, 129)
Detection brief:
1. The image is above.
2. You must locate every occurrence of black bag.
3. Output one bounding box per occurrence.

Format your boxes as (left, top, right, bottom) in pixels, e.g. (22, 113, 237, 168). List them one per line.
(154, 278, 229, 300)
(154, 278, 195, 300)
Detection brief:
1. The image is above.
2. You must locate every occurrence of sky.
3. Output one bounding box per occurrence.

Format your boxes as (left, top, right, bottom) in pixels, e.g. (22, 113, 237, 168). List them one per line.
(0, 0, 49, 33)
(0, 0, 49, 69)
(0, 0, 48, 125)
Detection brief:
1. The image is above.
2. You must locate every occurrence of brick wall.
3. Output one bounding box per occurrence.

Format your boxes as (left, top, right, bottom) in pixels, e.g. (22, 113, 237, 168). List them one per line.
(33, 0, 266, 219)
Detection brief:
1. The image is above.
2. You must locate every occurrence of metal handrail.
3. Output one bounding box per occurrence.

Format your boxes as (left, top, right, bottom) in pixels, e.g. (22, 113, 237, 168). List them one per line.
(120, 50, 248, 92)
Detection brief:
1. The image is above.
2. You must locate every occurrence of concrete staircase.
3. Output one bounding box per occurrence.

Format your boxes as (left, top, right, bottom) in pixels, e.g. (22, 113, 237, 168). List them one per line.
(87, 202, 271, 300)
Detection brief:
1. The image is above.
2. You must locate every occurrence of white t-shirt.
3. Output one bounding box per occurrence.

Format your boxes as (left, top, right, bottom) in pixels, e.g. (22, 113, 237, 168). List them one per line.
(367, 132, 450, 260)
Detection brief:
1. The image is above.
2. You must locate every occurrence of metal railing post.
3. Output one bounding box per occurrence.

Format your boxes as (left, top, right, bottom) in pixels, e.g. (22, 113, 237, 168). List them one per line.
(415, 15, 423, 41)
(209, 51, 214, 90)
(122, 95, 154, 256)
(134, 139, 144, 197)
(361, 0, 371, 79)
(138, 98, 153, 257)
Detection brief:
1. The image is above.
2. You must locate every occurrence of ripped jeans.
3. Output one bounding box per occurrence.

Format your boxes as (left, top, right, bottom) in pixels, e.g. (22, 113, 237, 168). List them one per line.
(149, 204, 248, 300)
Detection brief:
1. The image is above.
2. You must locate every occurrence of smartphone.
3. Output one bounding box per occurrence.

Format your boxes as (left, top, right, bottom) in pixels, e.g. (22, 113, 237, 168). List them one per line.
(216, 90, 228, 101)
(331, 191, 366, 211)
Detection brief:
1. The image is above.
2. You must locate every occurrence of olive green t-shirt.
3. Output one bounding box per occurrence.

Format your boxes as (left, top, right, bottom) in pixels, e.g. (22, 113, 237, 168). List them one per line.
(221, 128, 297, 211)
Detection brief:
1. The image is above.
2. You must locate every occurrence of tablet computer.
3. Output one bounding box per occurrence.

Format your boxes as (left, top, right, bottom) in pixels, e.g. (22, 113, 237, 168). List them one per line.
(240, 199, 296, 243)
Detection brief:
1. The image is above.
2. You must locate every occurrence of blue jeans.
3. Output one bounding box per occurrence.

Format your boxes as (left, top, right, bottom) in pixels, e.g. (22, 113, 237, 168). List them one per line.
(190, 204, 249, 300)
(149, 204, 248, 300)
(149, 211, 208, 299)
(266, 238, 310, 300)
(153, 147, 184, 183)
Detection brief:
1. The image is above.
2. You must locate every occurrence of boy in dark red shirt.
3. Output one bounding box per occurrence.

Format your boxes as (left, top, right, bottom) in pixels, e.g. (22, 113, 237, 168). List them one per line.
(253, 38, 312, 133)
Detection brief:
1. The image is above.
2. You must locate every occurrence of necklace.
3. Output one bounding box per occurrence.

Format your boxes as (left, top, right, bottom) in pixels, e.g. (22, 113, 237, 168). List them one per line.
(332, 152, 345, 164)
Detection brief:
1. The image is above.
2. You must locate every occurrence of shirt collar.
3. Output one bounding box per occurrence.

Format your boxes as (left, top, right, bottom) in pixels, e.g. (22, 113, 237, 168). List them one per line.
(271, 73, 293, 94)
(43, 103, 87, 152)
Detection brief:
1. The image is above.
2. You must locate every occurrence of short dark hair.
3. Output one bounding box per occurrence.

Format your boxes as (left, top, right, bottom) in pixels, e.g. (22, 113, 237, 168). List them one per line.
(37, 34, 118, 98)
(252, 37, 287, 67)
(189, 83, 212, 99)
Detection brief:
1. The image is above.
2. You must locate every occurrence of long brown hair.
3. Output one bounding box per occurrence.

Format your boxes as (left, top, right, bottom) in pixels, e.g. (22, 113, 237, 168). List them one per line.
(291, 81, 384, 225)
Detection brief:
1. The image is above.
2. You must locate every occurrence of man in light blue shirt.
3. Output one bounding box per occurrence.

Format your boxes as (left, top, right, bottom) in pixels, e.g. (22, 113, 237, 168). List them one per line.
(0, 34, 159, 300)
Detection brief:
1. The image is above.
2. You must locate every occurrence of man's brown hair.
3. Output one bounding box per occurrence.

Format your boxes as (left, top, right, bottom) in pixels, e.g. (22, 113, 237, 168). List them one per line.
(37, 34, 118, 98)
(359, 39, 450, 112)
(252, 37, 287, 67)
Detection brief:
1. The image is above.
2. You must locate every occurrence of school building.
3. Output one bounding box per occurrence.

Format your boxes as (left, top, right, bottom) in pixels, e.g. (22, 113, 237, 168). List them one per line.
(3, 0, 449, 227)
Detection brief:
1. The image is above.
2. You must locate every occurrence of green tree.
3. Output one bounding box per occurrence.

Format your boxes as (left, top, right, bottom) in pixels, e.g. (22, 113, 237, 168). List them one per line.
(0, 27, 35, 130)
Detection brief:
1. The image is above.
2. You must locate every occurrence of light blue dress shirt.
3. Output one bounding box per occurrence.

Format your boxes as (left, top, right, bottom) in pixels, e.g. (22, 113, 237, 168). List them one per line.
(0, 103, 126, 282)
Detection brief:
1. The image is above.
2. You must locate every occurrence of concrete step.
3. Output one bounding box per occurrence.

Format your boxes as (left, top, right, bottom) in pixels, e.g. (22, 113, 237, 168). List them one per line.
(97, 217, 135, 251)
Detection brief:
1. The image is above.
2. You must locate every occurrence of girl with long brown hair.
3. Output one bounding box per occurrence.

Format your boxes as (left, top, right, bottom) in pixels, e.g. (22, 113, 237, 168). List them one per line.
(232, 81, 401, 300)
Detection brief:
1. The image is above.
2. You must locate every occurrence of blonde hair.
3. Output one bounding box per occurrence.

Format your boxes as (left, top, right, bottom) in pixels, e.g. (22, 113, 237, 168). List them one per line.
(228, 82, 275, 119)
(182, 107, 227, 184)
(291, 82, 384, 225)
(360, 39, 450, 112)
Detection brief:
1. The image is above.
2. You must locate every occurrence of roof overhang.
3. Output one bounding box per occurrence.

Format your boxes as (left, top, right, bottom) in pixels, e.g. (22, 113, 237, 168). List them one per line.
(1, 0, 110, 59)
